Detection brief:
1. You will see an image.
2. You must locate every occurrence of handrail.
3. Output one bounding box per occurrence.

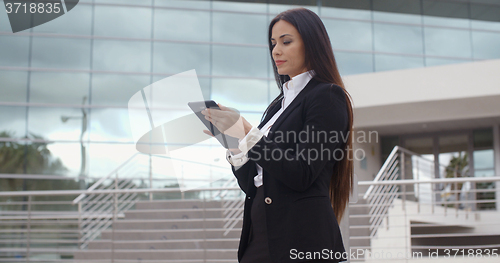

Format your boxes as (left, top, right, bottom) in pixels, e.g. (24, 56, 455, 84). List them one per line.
(2, 177, 499, 197)
(72, 153, 140, 204)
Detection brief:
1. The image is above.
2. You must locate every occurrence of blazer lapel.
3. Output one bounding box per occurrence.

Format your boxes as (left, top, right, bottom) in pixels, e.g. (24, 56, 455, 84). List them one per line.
(267, 78, 319, 137)
(258, 97, 283, 129)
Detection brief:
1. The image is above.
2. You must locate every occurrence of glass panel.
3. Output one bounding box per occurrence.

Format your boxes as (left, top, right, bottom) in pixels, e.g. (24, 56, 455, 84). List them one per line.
(405, 137, 433, 155)
(470, 3, 500, 29)
(26, 141, 85, 177)
(154, 9, 210, 42)
(335, 52, 373, 76)
(29, 72, 90, 105)
(422, 0, 469, 27)
(425, 57, 471, 67)
(210, 78, 268, 112)
(28, 107, 88, 141)
(153, 42, 210, 76)
(323, 18, 373, 52)
(474, 149, 494, 170)
(472, 31, 500, 59)
(31, 37, 91, 70)
(473, 128, 493, 148)
(212, 45, 268, 78)
(374, 23, 423, 55)
(0, 106, 26, 138)
(95, 0, 152, 4)
(94, 5, 152, 39)
(212, 0, 267, 12)
(375, 54, 424, 72)
(373, 0, 421, 24)
(268, 1, 318, 15)
(89, 108, 134, 142)
(93, 40, 151, 72)
(213, 12, 267, 45)
(0, 3, 13, 32)
(92, 74, 151, 107)
(87, 143, 144, 177)
(0, 71, 28, 103)
(0, 36, 30, 67)
(438, 134, 469, 176)
(321, 0, 372, 20)
(155, 0, 210, 9)
(423, 16, 470, 28)
(424, 27, 472, 58)
(32, 3, 92, 35)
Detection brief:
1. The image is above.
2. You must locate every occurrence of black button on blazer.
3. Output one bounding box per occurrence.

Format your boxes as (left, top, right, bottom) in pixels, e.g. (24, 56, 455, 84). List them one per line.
(231, 77, 349, 263)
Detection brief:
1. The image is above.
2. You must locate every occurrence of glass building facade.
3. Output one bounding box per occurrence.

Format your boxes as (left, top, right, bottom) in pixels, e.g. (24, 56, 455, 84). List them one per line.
(1, 0, 500, 192)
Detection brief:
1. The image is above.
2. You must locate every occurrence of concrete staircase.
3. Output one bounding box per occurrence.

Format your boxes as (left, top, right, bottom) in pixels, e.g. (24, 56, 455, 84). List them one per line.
(349, 197, 371, 260)
(74, 199, 242, 263)
(74, 197, 375, 262)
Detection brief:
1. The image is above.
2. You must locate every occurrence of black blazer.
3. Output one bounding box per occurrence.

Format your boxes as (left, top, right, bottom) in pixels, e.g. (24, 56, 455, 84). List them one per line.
(231, 77, 349, 263)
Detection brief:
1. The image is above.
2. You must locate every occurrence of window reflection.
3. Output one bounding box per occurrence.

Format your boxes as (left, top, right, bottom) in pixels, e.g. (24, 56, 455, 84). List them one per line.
(472, 31, 500, 59)
(323, 18, 373, 52)
(155, 0, 210, 9)
(154, 9, 210, 42)
(425, 27, 472, 58)
(425, 57, 470, 67)
(375, 54, 424, 72)
(31, 37, 91, 70)
(474, 149, 494, 170)
(94, 5, 152, 39)
(93, 40, 151, 72)
(0, 71, 28, 103)
(32, 3, 92, 35)
(212, 0, 266, 12)
(0, 36, 30, 67)
(335, 52, 373, 75)
(29, 72, 90, 105)
(213, 12, 267, 45)
(28, 142, 85, 177)
(212, 45, 267, 78)
(28, 107, 88, 141)
(92, 74, 151, 107)
(374, 23, 423, 55)
(211, 78, 268, 113)
(422, 0, 469, 28)
(89, 108, 134, 142)
(153, 42, 210, 76)
(0, 106, 26, 138)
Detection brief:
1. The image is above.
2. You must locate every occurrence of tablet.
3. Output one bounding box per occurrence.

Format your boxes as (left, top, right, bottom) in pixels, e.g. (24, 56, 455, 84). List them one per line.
(188, 100, 240, 149)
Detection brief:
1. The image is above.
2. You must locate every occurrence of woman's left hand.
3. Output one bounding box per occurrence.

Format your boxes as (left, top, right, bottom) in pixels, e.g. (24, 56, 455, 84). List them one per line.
(201, 103, 251, 140)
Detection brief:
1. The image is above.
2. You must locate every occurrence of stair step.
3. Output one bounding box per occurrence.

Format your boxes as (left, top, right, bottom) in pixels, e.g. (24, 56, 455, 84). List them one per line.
(87, 239, 239, 250)
(124, 209, 227, 220)
(112, 219, 243, 230)
(101, 228, 242, 240)
(74, 249, 238, 260)
(135, 200, 224, 210)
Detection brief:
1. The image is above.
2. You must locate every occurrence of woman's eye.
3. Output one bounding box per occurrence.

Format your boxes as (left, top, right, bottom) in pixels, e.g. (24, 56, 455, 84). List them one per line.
(284, 41, 291, 45)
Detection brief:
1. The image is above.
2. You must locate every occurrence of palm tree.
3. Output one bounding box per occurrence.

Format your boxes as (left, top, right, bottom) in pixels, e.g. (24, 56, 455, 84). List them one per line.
(441, 152, 469, 208)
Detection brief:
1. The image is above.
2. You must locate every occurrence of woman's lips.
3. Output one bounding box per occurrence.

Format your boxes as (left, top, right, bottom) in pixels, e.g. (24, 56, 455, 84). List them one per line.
(275, 60, 286, 66)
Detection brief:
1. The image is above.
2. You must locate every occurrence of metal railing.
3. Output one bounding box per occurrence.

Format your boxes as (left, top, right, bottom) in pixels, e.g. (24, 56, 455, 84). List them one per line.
(1, 178, 499, 262)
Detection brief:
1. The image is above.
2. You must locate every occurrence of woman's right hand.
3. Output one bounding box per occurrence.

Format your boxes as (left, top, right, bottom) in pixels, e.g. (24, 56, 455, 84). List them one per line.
(203, 129, 242, 154)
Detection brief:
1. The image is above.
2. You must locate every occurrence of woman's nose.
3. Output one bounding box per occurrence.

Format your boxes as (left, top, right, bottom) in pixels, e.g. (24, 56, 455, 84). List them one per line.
(273, 45, 281, 57)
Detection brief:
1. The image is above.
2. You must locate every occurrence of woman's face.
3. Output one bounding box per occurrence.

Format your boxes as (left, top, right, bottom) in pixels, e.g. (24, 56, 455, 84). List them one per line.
(271, 20, 308, 79)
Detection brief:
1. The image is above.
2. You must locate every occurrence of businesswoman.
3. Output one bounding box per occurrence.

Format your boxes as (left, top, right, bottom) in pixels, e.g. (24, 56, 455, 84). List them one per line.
(202, 7, 353, 263)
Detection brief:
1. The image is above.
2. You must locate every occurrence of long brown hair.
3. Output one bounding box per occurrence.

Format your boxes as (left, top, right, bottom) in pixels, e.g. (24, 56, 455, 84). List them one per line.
(265, 7, 354, 223)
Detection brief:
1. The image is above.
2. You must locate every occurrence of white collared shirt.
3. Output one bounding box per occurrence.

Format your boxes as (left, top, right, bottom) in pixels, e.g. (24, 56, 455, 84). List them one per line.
(226, 70, 316, 187)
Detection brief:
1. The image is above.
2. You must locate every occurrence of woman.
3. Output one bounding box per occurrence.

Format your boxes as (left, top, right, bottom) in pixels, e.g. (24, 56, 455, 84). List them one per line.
(202, 7, 353, 263)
